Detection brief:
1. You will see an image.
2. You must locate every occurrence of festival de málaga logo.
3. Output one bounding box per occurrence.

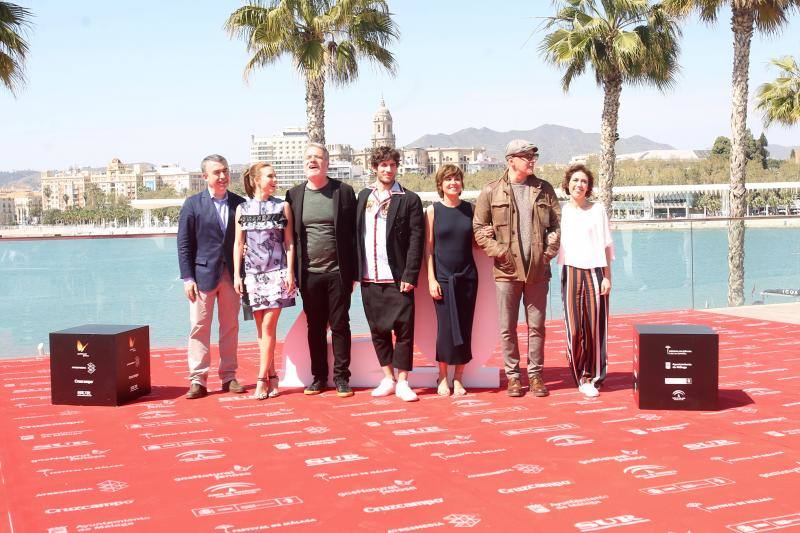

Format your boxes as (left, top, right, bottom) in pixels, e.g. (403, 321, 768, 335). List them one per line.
(128, 336, 137, 353)
(76, 340, 89, 357)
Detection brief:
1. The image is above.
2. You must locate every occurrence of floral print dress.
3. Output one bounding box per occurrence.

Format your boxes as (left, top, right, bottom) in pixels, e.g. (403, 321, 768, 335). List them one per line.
(239, 197, 297, 310)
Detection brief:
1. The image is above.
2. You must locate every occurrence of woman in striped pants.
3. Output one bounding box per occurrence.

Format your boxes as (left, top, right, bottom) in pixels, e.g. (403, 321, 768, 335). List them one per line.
(556, 164, 615, 398)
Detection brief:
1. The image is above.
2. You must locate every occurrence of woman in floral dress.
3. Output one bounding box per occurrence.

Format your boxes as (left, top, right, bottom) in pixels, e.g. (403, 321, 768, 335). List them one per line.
(233, 162, 297, 400)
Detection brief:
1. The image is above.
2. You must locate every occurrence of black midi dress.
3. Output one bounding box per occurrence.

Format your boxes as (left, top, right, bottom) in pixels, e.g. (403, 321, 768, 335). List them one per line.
(432, 201, 478, 365)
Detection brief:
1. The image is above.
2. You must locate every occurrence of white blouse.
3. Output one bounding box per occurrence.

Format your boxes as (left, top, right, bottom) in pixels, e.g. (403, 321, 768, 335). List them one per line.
(557, 201, 615, 269)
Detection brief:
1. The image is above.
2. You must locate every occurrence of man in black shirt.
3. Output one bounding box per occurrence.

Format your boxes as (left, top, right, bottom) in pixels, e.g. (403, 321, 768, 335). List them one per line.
(285, 143, 358, 397)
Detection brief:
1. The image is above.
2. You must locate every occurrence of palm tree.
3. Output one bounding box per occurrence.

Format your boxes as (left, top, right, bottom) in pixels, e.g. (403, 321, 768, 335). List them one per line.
(541, 0, 681, 217)
(664, 0, 799, 306)
(0, 2, 32, 95)
(756, 55, 800, 127)
(226, 0, 399, 144)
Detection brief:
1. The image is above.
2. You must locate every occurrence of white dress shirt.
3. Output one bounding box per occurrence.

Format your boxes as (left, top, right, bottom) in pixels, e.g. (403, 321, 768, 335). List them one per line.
(362, 181, 404, 283)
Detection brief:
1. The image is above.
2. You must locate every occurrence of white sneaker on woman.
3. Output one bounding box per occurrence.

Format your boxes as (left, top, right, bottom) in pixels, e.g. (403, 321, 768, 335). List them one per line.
(395, 380, 418, 402)
(371, 377, 395, 397)
(579, 382, 599, 398)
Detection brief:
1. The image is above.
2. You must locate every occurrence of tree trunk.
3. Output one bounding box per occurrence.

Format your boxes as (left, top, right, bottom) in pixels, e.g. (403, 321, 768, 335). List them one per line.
(305, 73, 326, 145)
(727, 6, 754, 307)
(599, 75, 622, 219)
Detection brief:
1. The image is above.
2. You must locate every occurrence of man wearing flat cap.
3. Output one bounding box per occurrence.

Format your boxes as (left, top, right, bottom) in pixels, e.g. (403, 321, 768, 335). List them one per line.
(473, 140, 561, 398)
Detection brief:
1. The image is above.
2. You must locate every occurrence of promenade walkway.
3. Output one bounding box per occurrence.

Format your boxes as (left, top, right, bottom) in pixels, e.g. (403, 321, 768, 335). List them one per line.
(1, 307, 798, 531)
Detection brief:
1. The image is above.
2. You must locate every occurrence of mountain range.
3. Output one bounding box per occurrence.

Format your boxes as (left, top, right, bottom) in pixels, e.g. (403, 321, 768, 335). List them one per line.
(405, 124, 673, 164)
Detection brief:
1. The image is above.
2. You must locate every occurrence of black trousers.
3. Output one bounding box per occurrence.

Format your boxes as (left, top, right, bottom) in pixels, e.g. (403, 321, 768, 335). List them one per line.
(361, 282, 415, 371)
(301, 271, 352, 382)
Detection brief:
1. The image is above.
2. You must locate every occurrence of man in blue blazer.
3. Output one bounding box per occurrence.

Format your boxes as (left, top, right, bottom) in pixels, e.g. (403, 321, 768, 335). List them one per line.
(177, 154, 246, 399)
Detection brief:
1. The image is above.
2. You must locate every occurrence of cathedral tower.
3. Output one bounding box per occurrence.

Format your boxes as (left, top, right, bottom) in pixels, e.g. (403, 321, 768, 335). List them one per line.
(371, 98, 396, 149)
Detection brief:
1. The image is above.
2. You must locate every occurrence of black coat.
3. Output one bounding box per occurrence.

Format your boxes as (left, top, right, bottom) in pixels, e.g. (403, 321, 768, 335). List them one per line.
(356, 184, 425, 286)
(285, 178, 358, 290)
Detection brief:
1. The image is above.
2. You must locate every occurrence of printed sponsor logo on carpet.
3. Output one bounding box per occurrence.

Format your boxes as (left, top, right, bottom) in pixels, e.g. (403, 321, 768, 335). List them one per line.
(204, 482, 261, 499)
(44, 499, 135, 514)
(726, 512, 800, 532)
(683, 439, 739, 450)
(175, 465, 253, 482)
(314, 468, 399, 482)
(503, 423, 578, 436)
(499, 480, 572, 494)
(686, 497, 774, 513)
(176, 449, 226, 462)
(546, 435, 594, 447)
(575, 514, 650, 531)
(192, 496, 303, 517)
(526, 495, 609, 513)
(622, 465, 678, 479)
(640, 477, 734, 495)
(337, 479, 416, 497)
(363, 497, 444, 513)
(579, 450, 645, 465)
(305, 454, 368, 467)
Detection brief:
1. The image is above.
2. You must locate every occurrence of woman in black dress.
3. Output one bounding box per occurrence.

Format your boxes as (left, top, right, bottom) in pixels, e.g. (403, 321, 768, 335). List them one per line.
(425, 164, 478, 396)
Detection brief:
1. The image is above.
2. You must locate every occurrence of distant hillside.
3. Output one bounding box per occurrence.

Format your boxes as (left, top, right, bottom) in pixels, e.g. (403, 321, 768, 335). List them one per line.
(405, 124, 673, 164)
(768, 144, 796, 160)
(0, 170, 40, 190)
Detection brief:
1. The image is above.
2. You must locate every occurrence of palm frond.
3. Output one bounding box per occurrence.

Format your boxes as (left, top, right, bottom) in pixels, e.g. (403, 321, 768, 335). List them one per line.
(0, 1, 33, 94)
(756, 55, 800, 127)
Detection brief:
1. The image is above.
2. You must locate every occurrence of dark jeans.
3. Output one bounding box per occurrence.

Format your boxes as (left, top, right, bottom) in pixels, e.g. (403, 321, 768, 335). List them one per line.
(361, 282, 415, 371)
(301, 271, 352, 382)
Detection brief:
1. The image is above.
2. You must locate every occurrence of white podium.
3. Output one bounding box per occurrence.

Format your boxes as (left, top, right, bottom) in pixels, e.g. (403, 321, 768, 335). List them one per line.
(279, 251, 501, 389)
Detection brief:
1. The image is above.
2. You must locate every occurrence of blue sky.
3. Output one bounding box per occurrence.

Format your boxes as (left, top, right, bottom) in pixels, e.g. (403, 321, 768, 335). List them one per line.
(2, 0, 799, 171)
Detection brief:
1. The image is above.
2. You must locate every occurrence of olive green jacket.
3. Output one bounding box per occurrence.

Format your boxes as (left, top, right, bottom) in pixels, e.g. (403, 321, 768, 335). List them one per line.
(472, 172, 561, 282)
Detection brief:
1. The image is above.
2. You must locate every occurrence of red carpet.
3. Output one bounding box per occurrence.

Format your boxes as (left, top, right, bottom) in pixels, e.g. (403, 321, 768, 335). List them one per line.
(2, 310, 800, 532)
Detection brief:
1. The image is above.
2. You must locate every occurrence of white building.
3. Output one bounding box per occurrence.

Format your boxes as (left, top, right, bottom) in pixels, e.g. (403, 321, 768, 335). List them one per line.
(13, 194, 42, 224)
(143, 164, 204, 194)
(250, 129, 365, 188)
(250, 128, 309, 188)
(467, 152, 505, 174)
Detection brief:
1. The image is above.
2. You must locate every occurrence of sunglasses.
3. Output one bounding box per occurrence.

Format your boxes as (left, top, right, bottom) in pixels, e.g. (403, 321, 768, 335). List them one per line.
(515, 152, 539, 162)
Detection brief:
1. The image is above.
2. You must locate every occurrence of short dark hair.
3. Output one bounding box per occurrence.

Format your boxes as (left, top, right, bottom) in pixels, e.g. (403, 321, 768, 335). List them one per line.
(242, 162, 275, 199)
(370, 146, 400, 168)
(434, 164, 463, 198)
(561, 163, 594, 197)
(201, 154, 228, 174)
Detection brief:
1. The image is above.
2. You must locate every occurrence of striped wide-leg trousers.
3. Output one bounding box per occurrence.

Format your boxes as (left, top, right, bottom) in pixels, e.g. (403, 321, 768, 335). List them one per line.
(560, 265, 609, 387)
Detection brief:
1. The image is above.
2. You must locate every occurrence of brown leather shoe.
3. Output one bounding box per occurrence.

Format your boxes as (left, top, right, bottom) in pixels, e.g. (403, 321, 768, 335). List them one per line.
(529, 374, 549, 397)
(507, 377, 523, 397)
(222, 379, 246, 394)
(186, 383, 207, 399)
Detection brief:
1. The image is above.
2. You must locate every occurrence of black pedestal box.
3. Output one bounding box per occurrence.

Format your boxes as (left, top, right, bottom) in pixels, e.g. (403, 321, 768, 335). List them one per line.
(49, 324, 151, 406)
(633, 324, 718, 411)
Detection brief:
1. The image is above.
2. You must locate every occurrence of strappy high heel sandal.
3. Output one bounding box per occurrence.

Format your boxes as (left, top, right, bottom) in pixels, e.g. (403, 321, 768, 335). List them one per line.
(253, 378, 269, 401)
(267, 375, 279, 398)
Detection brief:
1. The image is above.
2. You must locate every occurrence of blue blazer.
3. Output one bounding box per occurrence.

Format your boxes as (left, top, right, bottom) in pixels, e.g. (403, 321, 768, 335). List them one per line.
(177, 189, 246, 292)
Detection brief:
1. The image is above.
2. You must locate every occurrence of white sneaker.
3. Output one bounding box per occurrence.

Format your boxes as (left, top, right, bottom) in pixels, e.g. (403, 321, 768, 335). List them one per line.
(371, 377, 396, 397)
(579, 382, 599, 398)
(395, 380, 418, 402)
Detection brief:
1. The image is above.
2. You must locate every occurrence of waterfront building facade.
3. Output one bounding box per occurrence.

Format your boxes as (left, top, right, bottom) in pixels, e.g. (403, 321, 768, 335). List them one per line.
(40, 169, 90, 210)
(13, 193, 42, 224)
(0, 197, 15, 225)
(40, 158, 207, 211)
(250, 129, 364, 188)
(142, 165, 204, 193)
